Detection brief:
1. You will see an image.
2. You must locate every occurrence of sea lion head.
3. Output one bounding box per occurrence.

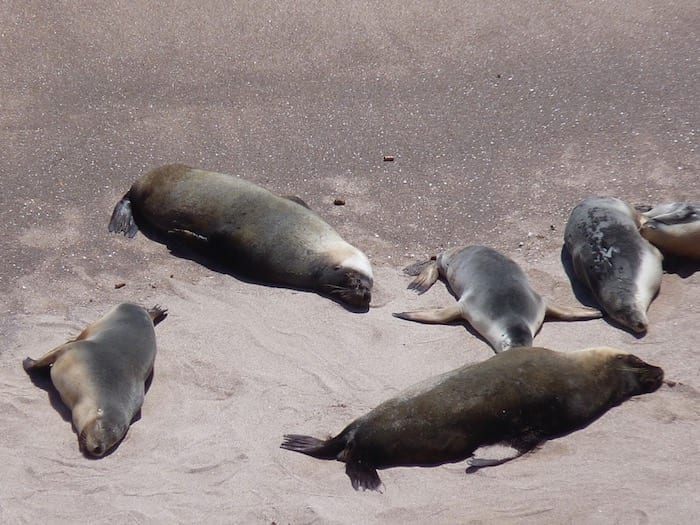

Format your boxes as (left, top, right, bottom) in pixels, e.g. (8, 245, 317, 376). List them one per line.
(587, 348, 664, 397)
(79, 408, 129, 457)
(321, 266, 373, 310)
(498, 321, 534, 352)
(318, 249, 374, 310)
(606, 300, 649, 333)
(612, 352, 664, 395)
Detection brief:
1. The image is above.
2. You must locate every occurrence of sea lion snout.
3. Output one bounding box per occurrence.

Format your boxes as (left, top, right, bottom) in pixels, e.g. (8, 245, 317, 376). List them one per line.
(638, 364, 664, 393)
(335, 273, 372, 309)
(615, 353, 664, 394)
(79, 417, 127, 457)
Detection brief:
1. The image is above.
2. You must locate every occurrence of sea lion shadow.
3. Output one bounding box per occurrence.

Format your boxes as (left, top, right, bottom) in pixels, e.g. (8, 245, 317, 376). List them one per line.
(24, 366, 73, 424)
(136, 224, 370, 313)
(660, 255, 699, 278)
(558, 246, 646, 339)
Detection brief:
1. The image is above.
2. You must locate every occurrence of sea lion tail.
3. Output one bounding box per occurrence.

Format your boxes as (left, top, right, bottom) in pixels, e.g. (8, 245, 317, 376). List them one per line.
(280, 434, 346, 460)
(108, 194, 139, 238)
(281, 433, 383, 492)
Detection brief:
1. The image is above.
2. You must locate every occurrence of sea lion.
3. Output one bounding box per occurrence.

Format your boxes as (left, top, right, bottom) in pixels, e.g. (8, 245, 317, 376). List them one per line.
(108, 164, 373, 310)
(281, 346, 663, 491)
(393, 245, 601, 352)
(564, 196, 663, 333)
(23, 303, 167, 457)
(638, 202, 700, 260)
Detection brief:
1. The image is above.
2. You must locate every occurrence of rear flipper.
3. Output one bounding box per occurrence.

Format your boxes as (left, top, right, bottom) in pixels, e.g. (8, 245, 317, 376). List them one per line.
(281, 433, 347, 460)
(23, 343, 71, 373)
(108, 196, 139, 238)
(346, 461, 383, 492)
(393, 305, 463, 324)
(545, 300, 602, 321)
(148, 305, 169, 326)
(405, 261, 440, 294)
(281, 432, 383, 491)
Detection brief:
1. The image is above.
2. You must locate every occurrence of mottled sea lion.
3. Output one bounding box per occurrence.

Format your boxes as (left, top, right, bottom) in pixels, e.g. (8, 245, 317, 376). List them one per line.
(393, 245, 601, 352)
(23, 303, 167, 457)
(564, 196, 663, 333)
(281, 346, 663, 491)
(638, 202, 700, 260)
(108, 164, 373, 310)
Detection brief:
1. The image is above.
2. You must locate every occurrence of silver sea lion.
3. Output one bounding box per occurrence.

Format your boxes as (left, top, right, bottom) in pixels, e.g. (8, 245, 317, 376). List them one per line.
(393, 245, 601, 352)
(564, 196, 663, 333)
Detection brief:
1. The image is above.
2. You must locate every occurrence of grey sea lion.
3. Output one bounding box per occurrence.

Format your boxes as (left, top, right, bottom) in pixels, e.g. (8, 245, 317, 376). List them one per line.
(638, 202, 700, 260)
(564, 196, 663, 333)
(393, 245, 601, 352)
(23, 303, 167, 457)
(281, 346, 663, 491)
(108, 164, 373, 310)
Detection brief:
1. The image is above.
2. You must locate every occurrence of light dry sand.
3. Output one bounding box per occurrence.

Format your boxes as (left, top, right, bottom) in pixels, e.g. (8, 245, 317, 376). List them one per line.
(3, 248, 699, 523)
(1, 1, 698, 523)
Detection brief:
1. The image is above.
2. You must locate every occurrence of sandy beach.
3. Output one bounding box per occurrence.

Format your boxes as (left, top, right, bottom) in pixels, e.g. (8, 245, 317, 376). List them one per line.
(1, 2, 698, 523)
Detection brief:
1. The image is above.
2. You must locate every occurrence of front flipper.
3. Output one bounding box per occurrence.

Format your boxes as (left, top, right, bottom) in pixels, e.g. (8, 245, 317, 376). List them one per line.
(544, 299, 602, 321)
(393, 305, 463, 324)
(406, 261, 440, 294)
(23, 343, 71, 373)
(346, 461, 383, 492)
(465, 452, 526, 473)
(643, 203, 699, 224)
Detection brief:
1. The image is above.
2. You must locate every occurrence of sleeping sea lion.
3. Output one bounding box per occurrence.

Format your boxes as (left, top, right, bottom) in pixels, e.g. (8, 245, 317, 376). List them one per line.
(281, 346, 663, 491)
(23, 303, 167, 457)
(393, 245, 601, 352)
(109, 164, 373, 310)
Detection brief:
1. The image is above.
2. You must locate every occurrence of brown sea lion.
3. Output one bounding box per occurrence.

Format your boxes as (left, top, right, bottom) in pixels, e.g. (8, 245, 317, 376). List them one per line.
(108, 164, 373, 310)
(281, 346, 663, 491)
(638, 202, 700, 260)
(23, 303, 167, 457)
